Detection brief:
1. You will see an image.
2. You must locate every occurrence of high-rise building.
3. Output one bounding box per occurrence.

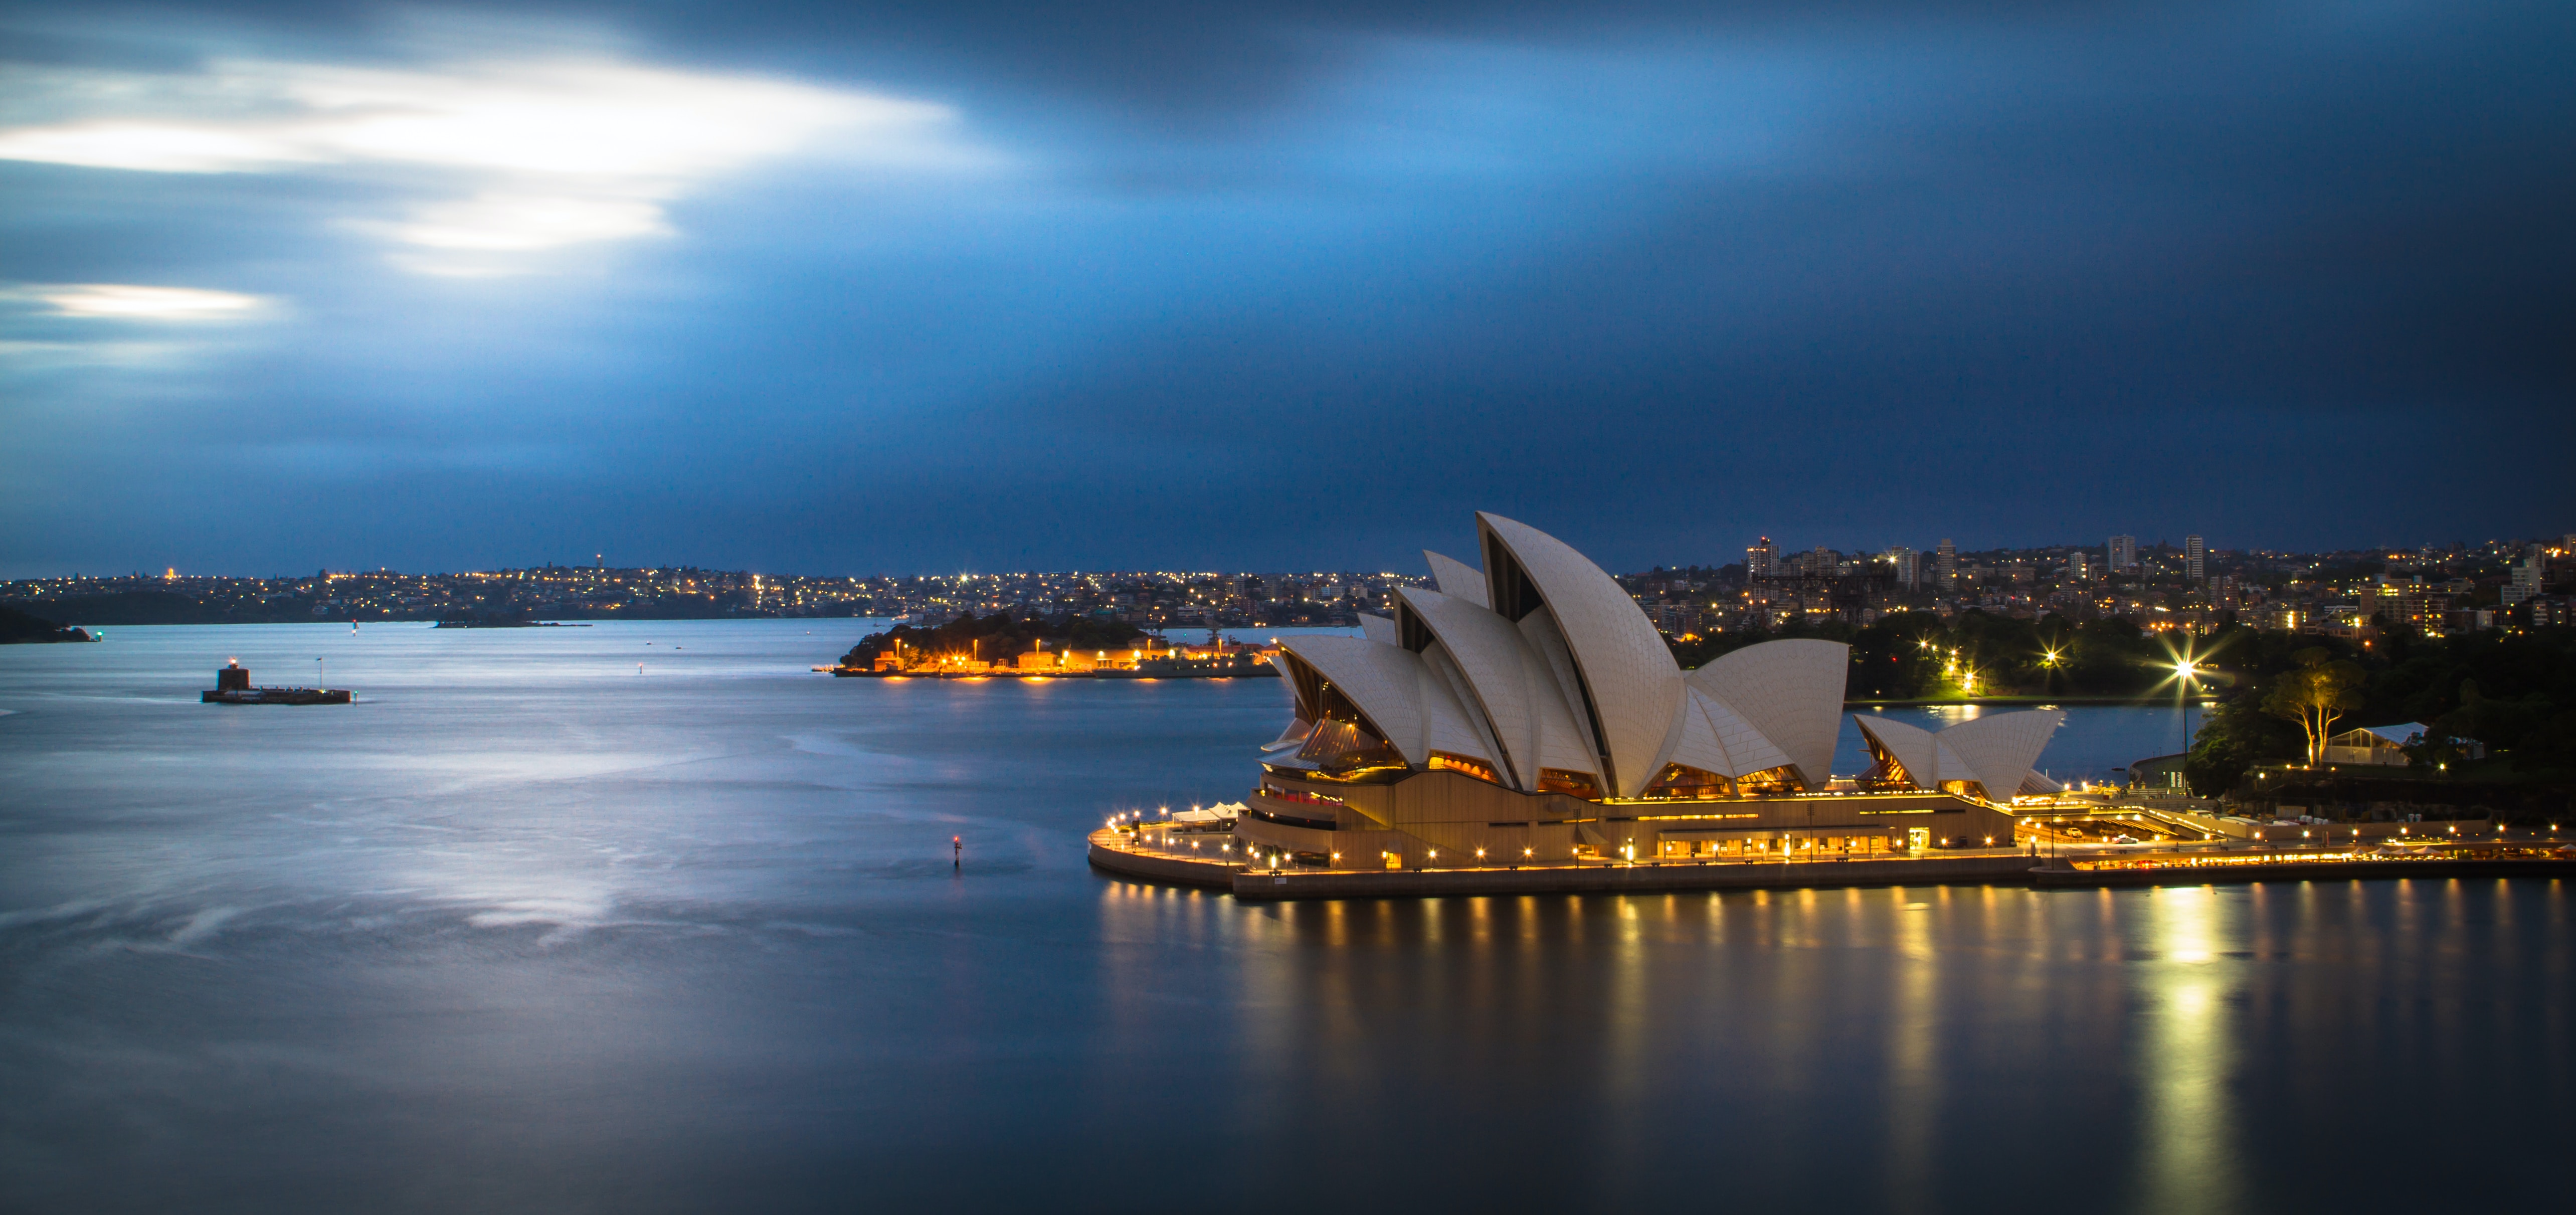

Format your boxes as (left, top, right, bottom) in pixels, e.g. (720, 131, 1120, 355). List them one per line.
(2184, 535, 2206, 582)
(2068, 551, 2089, 581)
(1883, 546, 1919, 590)
(1747, 538, 1777, 581)
(2504, 544, 2545, 605)
(2108, 535, 2137, 572)
(1936, 539, 1957, 588)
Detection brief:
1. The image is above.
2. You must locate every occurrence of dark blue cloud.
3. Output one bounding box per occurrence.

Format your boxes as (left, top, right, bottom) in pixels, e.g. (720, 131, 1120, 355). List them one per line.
(1, 1, 2568, 577)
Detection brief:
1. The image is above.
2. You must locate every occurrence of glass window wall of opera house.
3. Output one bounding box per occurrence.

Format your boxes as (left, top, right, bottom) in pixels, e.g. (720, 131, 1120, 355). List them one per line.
(1236, 512, 2064, 867)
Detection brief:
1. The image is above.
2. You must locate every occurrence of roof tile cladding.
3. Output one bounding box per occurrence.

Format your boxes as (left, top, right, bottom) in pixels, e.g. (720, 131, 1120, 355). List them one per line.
(1851, 710, 2063, 796)
(1276, 635, 1494, 770)
(1422, 551, 1488, 608)
(1476, 513, 1684, 798)
(1399, 586, 1599, 791)
(1856, 715, 1942, 784)
(1670, 689, 1794, 778)
(1937, 710, 2066, 796)
(1685, 639, 1851, 787)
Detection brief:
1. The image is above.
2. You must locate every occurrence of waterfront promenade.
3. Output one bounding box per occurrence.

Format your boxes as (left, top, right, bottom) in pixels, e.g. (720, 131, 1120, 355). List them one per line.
(1089, 825, 2035, 900)
(1089, 823, 2576, 900)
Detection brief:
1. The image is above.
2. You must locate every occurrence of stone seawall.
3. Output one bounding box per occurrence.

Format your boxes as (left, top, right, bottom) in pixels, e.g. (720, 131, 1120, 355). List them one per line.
(2033, 856, 2576, 888)
(1086, 833, 1243, 889)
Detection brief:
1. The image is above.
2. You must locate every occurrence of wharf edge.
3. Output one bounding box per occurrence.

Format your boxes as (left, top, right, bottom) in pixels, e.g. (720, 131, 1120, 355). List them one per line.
(1088, 828, 2576, 901)
(1089, 827, 2031, 901)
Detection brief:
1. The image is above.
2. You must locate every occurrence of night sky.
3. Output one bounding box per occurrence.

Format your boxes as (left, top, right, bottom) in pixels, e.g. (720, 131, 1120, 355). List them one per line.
(3, 2, 2569, 577)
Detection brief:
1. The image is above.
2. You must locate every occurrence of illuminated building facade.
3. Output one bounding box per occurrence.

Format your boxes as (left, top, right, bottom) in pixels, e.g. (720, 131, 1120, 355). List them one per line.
(2109, 534, 2138, 572)
(1236, 513, 2060, 867)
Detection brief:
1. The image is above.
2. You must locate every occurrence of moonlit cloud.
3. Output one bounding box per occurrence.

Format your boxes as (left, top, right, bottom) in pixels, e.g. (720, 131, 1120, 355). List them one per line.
(1, 2, 2567, 578)
(0, 54, 983, 272)
(29, 284, 267, 319)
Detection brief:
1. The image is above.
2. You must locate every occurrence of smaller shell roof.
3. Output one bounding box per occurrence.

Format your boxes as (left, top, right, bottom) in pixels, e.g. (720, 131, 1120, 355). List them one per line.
(1939, 710, 2065, 797)
(1423, 550, 1488, 608)
(1686, 639, 1849, 787)
(1666, 687, 1794, 778)
(1855, 715, 1940, 786)
(1276, 635, 1494, 770)
(1853, 710, 2064, 798)
(1398, 585, 1598, 790)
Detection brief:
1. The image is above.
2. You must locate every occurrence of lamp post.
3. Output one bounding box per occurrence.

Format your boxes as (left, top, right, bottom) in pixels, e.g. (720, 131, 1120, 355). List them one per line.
(2173, 659, 2202, 756)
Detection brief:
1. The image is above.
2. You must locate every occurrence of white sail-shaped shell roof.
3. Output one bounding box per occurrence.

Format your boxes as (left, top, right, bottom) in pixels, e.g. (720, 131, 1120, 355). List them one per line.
(1256, 511, 1875, 801)
(1357, 612, 1399, 646)
(1422, 551, 1488, 608)
(1853, 710, 2064, 798)
(1478, 513, 1683, 798)
(1398, 586, 1600, 791)
(1276, 636, 1495, 770)
(1685, 638, 1849, 787)
(1855, 715, 1940, 785)
(1666, 687, 1796, 779)
(1939, 710, 2066, 798)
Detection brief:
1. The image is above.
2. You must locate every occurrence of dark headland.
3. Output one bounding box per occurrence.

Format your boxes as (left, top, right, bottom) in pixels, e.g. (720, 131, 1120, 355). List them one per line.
(0, 605, 97, 644)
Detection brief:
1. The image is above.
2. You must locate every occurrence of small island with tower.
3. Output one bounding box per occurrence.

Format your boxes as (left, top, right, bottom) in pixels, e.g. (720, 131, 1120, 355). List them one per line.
(202, 660, 351, 705)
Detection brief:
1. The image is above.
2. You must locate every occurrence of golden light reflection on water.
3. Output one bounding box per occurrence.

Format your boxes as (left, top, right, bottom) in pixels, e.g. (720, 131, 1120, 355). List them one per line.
(2131, 885, 2244, 1213)
(1091, 872, 2565, 1210)
(1605, 896, 1650, 1111)
(1885, 887, 1939, 1214)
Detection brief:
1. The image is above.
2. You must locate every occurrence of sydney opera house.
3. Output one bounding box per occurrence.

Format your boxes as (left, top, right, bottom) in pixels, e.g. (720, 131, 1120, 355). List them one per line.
(1238, 513, 2063, 868)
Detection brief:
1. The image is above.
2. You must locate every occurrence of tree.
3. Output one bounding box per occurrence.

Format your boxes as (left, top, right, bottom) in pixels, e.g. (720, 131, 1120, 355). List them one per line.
(2184, 684, 2305, 796)
(2264, 648, 2366, 765)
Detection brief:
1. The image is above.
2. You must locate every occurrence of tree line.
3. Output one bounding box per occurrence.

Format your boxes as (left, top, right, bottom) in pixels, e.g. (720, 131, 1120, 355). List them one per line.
(2183, 626, 2576, 795)
(1671, 609, 2189, 700)
(838, 612, 1148, 668)
(1664, 611, 2576, 795)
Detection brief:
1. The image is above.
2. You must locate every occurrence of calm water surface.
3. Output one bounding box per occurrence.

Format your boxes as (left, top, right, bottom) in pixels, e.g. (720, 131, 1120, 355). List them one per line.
(2, 622, 2567, 1212)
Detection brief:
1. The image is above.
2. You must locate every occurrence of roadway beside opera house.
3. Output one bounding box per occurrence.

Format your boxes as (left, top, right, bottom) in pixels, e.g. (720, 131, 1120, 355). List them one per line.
(1233, 512, 2064, 870)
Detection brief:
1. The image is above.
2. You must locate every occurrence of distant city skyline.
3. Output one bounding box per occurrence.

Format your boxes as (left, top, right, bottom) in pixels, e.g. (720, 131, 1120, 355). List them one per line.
(14, 532, 2563, 640)
(10, 530, 2565, 587)
(7, 529, 2560, 583)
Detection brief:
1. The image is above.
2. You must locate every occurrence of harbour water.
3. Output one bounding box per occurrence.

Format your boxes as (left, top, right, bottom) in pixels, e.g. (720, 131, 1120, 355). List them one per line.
(2, 621, 2567, 1212)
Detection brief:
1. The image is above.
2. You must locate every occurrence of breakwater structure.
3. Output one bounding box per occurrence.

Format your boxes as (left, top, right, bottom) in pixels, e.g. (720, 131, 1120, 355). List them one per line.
(201, 660, 351, 705)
